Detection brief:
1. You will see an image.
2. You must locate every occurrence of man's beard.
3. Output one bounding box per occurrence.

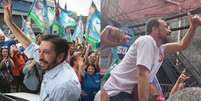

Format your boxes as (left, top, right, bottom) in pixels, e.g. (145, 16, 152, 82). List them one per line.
(162, 36, 170, 44)
(39, 58, 59, 71)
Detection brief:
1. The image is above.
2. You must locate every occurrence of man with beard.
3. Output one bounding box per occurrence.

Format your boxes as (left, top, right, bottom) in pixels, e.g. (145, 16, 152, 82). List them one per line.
(102, 16, 201, 101)
(3, 1, 81, 101)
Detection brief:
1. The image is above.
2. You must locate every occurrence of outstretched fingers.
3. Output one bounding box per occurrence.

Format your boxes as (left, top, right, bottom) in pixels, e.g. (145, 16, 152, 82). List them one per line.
(3, 0, 11, 8)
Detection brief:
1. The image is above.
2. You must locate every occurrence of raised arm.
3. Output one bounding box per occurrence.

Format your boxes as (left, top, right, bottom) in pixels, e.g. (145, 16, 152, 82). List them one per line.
(4, 0, 31, 48)
(164, 13, 201, 56)
(169, 69, 190, 96)
(101, 25, 129, 48)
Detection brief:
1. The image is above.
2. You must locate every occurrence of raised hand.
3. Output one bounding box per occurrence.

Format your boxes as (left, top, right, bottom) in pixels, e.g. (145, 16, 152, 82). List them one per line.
(177, 69, 190, 83)
(3, 0, 13, 26)
(188, 12, 201, 28)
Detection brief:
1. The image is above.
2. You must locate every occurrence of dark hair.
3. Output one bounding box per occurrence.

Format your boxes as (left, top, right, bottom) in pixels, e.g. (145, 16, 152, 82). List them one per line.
(146, 18, 160, 34)
(36, 34, 42, 41)
(167, 87, 201, 101)
(69, 52, 82, 67)
(85, 63, 97, 74)
(0, 46, 10, 61)
(41, 34, 69, 62)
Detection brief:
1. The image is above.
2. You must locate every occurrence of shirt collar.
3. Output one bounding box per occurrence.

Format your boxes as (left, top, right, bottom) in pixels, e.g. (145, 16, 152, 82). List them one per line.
(44, 63, 64, 79)
(148, 35, 157, 48)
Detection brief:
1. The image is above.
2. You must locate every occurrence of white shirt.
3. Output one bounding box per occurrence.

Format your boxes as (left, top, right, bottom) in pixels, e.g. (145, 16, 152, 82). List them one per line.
(24, 43, 81, 101)
(103, 35, 165, 96)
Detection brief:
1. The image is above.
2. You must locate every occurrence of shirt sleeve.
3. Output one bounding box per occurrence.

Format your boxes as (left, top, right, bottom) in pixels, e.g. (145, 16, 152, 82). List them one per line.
(24, 43, 40, 63)
(23, 60, 31, 75)
(136, 37, 155, 71)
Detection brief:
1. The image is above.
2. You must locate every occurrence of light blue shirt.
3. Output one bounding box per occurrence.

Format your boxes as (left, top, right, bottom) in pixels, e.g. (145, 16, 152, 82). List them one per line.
(24, 43, 81, 101)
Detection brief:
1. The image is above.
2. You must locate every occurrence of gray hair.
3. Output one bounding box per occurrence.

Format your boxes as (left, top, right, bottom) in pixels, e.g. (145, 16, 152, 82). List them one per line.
(146, 18, 160, 34)
(167, 87, 201, 101)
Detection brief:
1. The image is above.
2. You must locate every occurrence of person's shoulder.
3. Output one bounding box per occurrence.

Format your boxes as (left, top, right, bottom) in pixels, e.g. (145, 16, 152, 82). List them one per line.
(62, 62, 80, 81)
(62, 62, 76, 73)
(62, 62, 72, 68)
(95, 72, 101, 77)
(136, 35, 153, 41)
(135, 35, 155, 45)
(55, 78, 80, 90)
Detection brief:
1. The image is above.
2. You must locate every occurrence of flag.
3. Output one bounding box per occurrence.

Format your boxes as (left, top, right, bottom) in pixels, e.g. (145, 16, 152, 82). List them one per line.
(42, 0, 50, 33)
(50, 0, 76, 41)
(71, 16, 84, 43)
(43, 0, 48, 24)
(28, 0, 44, 32)
(28, 0, 55, 33)
(21, 16, 36, 43)
(85, 1, 101, 51)
(58, 1, 77, 29)
(63, 3, 75, 17)
(59, 9, 77, 28)
(50, 0, 65, 37)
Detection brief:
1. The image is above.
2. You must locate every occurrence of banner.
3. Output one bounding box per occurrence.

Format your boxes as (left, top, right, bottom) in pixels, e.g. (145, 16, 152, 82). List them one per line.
(50, 0, 76, 40)
(28, 0, 55, 33)
(85, 1, 101, 51)
(71, 16, 84, 43)
(21, 16, 36, 43)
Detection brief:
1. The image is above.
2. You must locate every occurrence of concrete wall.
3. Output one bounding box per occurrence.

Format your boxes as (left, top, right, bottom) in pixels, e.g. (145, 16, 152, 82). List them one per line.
(168, 14, 201, 74)
(183, 28, 201, 73)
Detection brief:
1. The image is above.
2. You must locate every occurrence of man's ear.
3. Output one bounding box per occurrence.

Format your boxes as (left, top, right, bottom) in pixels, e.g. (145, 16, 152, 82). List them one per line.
(57, 53, 65, 63)
(151, 27, 160, 35)
(152, 27, 158, 32)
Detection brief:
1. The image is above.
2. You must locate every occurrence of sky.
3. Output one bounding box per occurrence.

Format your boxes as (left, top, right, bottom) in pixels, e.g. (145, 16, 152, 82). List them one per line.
(50, 0, 100, 16)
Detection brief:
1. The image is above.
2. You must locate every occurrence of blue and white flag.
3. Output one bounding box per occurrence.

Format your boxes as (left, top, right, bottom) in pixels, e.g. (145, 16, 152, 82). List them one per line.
(21, 16, 36, 43)
(71, 16, 84, 43)
(85, 1, 101, 51)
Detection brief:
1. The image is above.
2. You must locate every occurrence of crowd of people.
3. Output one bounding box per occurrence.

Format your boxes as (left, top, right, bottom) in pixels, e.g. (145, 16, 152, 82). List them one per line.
(0, 33, 28, 93)
(1, 0, 201, 101)
(1, 1, 102, 101)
